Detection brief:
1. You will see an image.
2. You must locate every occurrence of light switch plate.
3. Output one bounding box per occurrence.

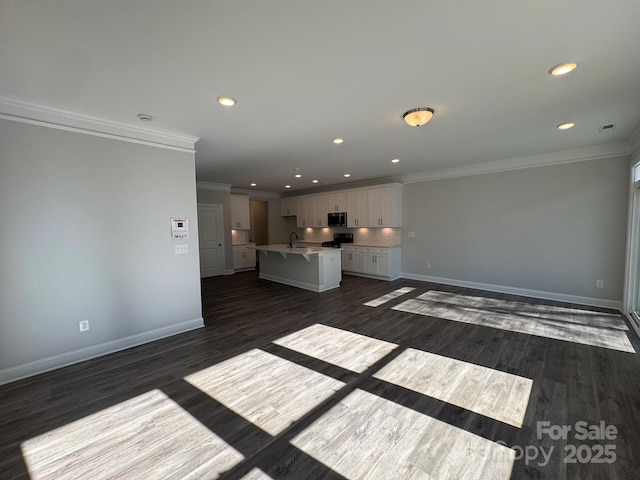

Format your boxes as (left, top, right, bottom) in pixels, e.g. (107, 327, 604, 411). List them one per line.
(175, 244, 189, 254)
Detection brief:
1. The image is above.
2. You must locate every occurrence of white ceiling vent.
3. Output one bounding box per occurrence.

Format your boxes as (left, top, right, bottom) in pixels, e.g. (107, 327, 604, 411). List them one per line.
(599, 123, 615, 133)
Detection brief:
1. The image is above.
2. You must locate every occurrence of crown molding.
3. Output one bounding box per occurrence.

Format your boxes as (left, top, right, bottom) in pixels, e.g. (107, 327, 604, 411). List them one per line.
(231, 187, 281, 199)
(0, 95, 199, 153)
(401, 143, 632, 184)
(629, 122, 640, 160)
(287, 178, 403, 197)
(196, 181, 232, 193)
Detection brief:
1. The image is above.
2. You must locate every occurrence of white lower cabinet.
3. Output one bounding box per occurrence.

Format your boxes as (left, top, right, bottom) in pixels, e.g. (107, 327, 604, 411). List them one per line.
(233, 245, 256, 271)
(341, 246, 400, 280)
(363, 251, 389, 276)
(342, 247, 363, 271)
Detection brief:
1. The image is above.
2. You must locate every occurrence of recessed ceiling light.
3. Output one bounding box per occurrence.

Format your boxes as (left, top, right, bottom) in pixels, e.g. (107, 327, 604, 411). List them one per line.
(343, 173, 351, 178)
(250, 183, 257, 187)
(557, 122, 575, 130)
(549, 62, 578, 76)
(391, 158, 400, 163)
(285, 184, 291, 189)
(136, 113, 152, 122)
(332, 138, 344, 144)
(294, 173, 302, 178)
(312, 179, 319, 184)
(217, 96, 236, 106)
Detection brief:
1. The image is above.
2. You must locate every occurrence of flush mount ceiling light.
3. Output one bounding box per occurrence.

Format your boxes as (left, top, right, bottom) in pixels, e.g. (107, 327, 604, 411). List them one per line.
(332, 137, 344, 144)
(549, 62, 578, 76)
(391, 158, 400, 163)
(136, 113, 152, 122)
(217, 96, 236, 107)
(557, 122, 575, 130)
(403, 107, 434, 127)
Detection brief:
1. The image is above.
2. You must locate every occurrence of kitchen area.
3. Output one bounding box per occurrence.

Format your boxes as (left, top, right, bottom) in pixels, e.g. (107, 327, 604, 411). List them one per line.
(215, 182, 402, 292)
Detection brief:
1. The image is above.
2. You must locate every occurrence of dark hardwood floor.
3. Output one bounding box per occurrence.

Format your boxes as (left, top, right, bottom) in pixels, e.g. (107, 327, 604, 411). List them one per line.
(1, 271, 639, 479)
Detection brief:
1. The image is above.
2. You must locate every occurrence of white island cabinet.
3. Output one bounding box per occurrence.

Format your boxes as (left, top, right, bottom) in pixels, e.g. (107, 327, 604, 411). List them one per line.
(256, 245, 342, 292)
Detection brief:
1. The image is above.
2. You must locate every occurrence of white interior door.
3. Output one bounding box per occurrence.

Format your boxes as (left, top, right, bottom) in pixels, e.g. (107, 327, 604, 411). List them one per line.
(198, 204, 224, 278)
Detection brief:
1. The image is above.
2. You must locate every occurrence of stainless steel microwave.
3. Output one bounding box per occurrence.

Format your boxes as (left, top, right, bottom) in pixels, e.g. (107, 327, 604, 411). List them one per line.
(328, 212, 347, 226)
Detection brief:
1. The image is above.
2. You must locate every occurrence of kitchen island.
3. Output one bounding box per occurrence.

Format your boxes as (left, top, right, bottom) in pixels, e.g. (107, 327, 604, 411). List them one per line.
(256, 244, 342, 292)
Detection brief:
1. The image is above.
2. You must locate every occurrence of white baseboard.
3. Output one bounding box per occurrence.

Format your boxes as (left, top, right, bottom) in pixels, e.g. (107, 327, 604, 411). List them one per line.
(625, 312, 640, 339)
(401, 272, 622, 311)
(0, 317, 204, 386)
(223, 268, 236, 276)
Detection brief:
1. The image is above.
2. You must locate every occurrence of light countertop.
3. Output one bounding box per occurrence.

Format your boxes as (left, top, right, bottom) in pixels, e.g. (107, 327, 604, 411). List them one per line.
(256, 244, 339, 255)
(350, 243, 401, 247)
(295, 241, 401, 248)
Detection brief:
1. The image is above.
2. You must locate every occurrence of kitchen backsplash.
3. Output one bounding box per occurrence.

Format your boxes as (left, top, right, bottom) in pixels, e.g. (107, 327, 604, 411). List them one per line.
(302, 227, 401, 245)
(232, 229, 249, 244)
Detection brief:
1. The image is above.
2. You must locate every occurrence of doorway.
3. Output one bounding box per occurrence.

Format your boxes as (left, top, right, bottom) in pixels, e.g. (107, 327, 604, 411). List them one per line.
(250, 200, 269, 245)
(250, 200, 269, 264)
(197, 204, 224, 277)
(624, 164, 640, 337)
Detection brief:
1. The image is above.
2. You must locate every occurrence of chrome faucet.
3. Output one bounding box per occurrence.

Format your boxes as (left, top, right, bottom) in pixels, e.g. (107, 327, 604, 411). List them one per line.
(288, 231, 299, 248)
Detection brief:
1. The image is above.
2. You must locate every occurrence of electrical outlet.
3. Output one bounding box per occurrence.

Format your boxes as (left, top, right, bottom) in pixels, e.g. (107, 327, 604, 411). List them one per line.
(426, 262, 432, 269)
(175, 244, 189, 254)
(596, 280, 604, 288)
(79, 320, 89, 332)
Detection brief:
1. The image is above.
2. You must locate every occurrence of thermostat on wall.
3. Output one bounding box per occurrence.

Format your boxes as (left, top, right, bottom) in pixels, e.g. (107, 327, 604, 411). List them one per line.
(171, 217, 189, 239)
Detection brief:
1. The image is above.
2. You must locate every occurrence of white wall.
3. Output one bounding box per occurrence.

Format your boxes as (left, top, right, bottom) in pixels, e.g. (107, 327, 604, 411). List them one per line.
(0, 119, 203, 384)
(402, 156, 630, 306)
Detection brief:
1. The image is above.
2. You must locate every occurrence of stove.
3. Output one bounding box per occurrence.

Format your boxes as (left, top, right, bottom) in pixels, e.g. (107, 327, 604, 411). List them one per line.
(321, 233, 354, 248)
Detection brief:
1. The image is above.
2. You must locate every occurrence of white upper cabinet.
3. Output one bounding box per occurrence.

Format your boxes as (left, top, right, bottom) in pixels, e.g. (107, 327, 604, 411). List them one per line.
(296, 196, 313, 228)
(327, 192, 347, 213)
(312, 195, 329, 227)
(287, 183, 402, 228)
(281, 197, 297, 216)
(347, 190, 368, 227)
(367, 184, 402, 227)
(230, 195, 250, 229)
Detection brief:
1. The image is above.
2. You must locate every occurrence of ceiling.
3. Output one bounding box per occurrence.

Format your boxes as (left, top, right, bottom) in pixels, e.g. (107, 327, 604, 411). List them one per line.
(1, 0, 639, 193)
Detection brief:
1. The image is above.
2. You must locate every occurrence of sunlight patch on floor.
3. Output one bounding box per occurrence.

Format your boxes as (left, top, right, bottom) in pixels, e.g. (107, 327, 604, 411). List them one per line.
(273, 323, 398, 373)
(21, 389, 243, 480)
(240, 468, 273, 479)
(185, 349, 345, 435)
(291, 388, 515, 480)
(420, 291, 628, 330)
(374, 348, 533, 427)
(364, 287, 416, 307)
(392, 292, 635, 353)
